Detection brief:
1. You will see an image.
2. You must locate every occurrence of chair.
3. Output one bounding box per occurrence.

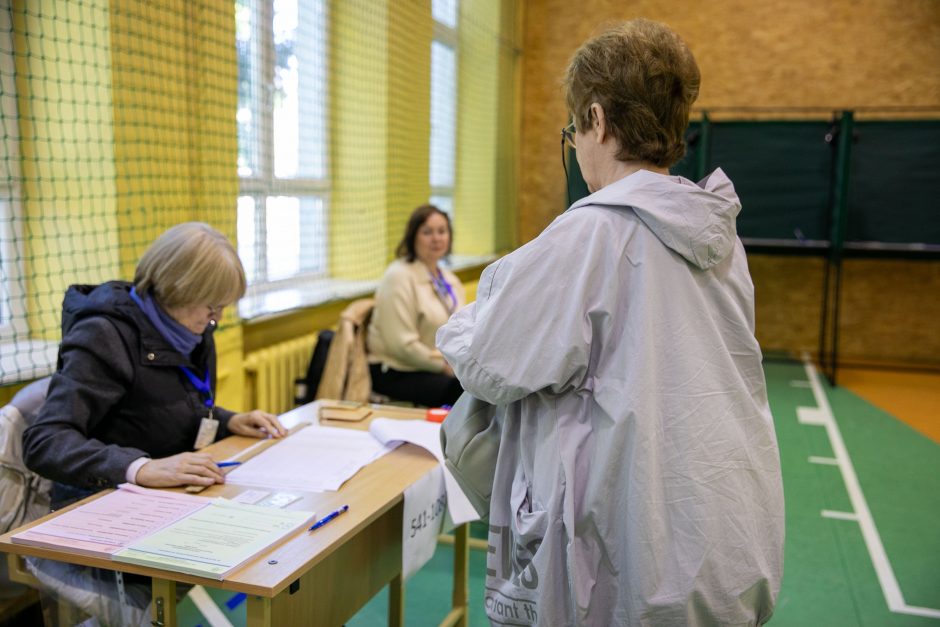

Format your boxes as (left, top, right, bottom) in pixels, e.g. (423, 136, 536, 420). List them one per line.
(1, 377, 52, 535)
(0, 377, 51, 623)
(2, 377, 157, 626)
(294, 329, 334, 406)
(311, 298, 375, 404)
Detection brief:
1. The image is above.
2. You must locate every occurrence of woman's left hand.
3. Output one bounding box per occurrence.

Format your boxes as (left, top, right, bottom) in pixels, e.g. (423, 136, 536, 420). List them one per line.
(228, 410, 286, 439)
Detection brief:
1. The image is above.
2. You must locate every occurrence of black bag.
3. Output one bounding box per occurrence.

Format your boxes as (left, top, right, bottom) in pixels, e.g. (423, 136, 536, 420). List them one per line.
(294, 329, 334, 406)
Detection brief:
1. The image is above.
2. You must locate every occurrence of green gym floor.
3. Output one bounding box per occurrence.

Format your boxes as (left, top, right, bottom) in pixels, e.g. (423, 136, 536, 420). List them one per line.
(176, 358, 940, 627)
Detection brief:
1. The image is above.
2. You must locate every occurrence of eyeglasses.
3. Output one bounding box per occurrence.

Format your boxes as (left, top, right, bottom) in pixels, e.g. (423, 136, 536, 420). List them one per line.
(561, 122, 577, 150)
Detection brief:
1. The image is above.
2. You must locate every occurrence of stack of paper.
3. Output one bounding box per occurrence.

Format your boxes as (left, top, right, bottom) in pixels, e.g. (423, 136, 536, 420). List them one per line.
(225, 425, 398, 492)
(368, 418, 480, 525)
(11, 484, 315, 580)
(114, 500, 314, 580)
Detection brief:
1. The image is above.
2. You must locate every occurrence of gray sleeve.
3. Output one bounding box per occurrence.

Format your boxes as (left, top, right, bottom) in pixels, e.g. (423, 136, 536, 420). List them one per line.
(437, 214, 602, 405)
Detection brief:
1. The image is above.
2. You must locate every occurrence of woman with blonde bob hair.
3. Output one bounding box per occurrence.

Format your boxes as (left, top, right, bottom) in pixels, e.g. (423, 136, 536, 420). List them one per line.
(25, 222, 285, 507)
(438, 19, 784, 625)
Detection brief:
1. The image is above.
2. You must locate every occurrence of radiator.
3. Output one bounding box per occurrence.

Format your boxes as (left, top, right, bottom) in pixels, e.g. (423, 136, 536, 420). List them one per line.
(243, 332, 318, 415)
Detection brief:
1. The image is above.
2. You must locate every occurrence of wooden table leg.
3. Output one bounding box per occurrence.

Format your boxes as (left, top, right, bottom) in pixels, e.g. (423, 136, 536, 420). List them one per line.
(438, 523, 471, 627)
(151, 578, 177, 627)
(452, 523, 469, 627)
(389, 573, 405, 627)
(247, 595, 273, 627)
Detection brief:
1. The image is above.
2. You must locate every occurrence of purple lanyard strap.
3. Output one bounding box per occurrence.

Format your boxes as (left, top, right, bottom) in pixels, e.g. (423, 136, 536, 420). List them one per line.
(431, 270, 458, 313)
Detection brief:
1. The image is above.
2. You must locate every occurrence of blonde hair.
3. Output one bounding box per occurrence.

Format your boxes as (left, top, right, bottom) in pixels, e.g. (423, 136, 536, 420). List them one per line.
(134, 222, 246, 310)
(564, 19, 700, 168)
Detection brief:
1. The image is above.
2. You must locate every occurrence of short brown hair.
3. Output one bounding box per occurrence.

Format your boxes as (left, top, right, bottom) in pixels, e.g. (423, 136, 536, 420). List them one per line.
(396, 204, 453, 262)
(564, 19, 700, 168)
(134, 222, 246, 309)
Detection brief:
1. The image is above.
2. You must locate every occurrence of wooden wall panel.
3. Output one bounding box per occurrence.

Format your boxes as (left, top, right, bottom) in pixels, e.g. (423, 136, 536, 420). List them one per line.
(520, 0, 940, 366)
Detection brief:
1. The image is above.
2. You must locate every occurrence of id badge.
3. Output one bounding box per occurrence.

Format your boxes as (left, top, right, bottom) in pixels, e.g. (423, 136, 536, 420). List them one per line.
(193, 414, 219, 450)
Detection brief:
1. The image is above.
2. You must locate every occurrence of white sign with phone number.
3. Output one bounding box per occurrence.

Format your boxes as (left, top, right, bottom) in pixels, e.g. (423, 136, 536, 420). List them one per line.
(403, 465, 448, 580)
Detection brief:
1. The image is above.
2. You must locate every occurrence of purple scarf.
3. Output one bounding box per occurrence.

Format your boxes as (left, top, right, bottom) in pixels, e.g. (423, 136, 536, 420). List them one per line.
(129, 287, 202, 356)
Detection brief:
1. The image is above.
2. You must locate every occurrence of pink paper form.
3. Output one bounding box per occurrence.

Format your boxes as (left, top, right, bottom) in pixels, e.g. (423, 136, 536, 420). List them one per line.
(11, 484, 209, 557)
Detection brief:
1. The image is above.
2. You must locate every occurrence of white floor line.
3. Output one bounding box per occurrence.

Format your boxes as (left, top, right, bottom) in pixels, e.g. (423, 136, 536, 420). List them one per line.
(187, 585, 236, 627)
(801, 357, 940, 619)
(808, 456, 839, 465)
(822, 510, 859, 521)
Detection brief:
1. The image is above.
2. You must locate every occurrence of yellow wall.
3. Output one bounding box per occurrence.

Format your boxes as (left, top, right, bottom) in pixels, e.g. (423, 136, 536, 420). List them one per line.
(330, 0, 507, 271)
(387, 1, 433, 260)
(14, 0, 119, 340)
(452, 0, 500, 255)
(519, 0, 940, 366)
(329, 0, 390, 280)
(109, 0, 245, 407)
(112, 1, 195, 271)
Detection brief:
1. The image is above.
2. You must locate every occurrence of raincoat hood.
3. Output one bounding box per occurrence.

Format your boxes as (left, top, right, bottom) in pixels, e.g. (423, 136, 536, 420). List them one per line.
(569, 167, 741, 270)
(60, 281, 214, 351)
(62, 282, 144, 337)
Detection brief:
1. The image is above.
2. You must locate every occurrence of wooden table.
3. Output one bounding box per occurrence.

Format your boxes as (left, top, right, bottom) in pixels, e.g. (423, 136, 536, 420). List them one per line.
(0, 402, 470, 627)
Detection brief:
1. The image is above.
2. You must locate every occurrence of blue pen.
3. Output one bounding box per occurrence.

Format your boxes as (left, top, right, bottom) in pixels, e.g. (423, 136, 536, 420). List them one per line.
(217, 461, 242, 468)
(309, 505, 349, 531)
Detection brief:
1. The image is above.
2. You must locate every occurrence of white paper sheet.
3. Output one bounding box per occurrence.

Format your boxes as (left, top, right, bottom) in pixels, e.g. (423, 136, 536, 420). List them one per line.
(224, 425, 398, 492)
(368, 418, 480, 525)
(114, 499, 315, 579)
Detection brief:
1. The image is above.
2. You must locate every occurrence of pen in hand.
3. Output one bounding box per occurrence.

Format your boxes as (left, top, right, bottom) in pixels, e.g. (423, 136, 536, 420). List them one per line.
(309, 505, 349, 531)
(217, 461, 242, 468)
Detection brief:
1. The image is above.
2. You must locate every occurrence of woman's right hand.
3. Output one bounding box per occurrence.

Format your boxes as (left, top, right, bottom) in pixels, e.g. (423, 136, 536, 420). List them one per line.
(135, 452, 225, 488)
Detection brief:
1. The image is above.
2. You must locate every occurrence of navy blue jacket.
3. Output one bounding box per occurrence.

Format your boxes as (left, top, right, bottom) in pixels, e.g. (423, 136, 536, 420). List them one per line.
(23, 281, 235, 504)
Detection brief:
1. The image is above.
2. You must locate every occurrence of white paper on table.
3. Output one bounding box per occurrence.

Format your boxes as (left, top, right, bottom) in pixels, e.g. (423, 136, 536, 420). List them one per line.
(225, 426, 399, 492)
(368, 418, 480, 525)
(114, 499, 315, 578)
(229, 489, 269, 505)
(402, 465, 447, 580)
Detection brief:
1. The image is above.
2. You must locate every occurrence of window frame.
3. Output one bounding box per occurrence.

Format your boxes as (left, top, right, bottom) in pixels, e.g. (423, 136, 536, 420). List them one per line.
(429, 4, 458, 214)
(237, 0, 330, 290)
(0, 11, 27, 341)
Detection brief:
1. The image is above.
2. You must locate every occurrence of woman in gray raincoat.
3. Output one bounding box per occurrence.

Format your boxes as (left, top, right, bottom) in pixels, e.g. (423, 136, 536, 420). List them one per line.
(437, 19, 784, 627)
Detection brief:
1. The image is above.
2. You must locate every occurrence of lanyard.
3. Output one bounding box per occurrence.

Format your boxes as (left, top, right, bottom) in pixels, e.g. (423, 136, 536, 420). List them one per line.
(179, 366, 214, 411)
(430, 269, 457, 314)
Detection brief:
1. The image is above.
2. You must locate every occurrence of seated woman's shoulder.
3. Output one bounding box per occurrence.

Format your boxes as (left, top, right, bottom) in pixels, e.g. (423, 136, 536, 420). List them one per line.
(63, 313, 131, 352)
(383, 258, 416, 280)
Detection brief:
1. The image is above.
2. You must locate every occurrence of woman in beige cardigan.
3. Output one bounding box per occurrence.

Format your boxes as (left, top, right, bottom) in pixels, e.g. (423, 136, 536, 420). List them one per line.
(367, 204, 466, 407)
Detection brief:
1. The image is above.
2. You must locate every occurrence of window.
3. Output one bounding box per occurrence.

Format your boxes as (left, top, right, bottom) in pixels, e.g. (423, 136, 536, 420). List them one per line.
(0, 7, 25, 341)
(236, 0, 329, 288)
(429, 0, 457, 214)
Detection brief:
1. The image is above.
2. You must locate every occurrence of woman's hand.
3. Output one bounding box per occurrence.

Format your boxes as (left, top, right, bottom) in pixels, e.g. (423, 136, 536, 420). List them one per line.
(136, 452, 225, 488)
(228, 409, 286, 439)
